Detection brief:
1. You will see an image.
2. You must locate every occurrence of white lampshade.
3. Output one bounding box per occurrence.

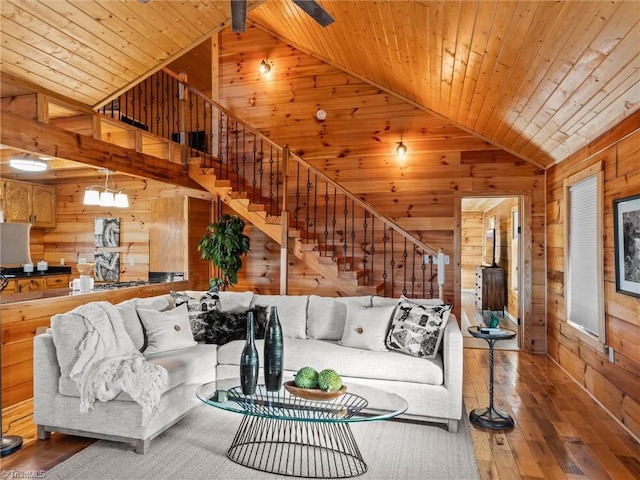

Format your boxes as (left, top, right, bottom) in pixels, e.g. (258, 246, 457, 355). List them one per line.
(83, 189, 100, 205)
(114, 192, 129, 208)
(99, 191, 115, 207)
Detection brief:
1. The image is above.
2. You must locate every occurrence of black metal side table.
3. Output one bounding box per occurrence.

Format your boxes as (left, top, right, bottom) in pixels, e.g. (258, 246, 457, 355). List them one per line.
(468, 326, 517, 430)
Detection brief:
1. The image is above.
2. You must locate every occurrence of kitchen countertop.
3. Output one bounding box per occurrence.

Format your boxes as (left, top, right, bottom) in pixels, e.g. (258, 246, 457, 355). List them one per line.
(1, 266, 72, 278)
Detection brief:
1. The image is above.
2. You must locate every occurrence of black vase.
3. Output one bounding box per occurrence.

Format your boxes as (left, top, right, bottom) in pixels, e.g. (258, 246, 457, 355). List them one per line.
(264, 306, 284, 391)
(240, 311, 259, 395)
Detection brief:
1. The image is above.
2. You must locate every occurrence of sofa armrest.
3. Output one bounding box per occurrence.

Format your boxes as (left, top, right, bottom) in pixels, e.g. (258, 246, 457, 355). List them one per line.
(442, 315, 463, 421)
(33, 332, 61, 423)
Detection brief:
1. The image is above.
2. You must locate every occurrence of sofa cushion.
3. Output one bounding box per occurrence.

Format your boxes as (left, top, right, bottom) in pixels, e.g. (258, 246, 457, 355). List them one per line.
(136, 295, 173, 311)
(251, 294, 309, 339)
(339, 303, 396, 351)
(386, 302, 453, 359)
(59, 343, 218, 400)
(219, 291, 254, 313)
(217, 338, 444, 385)
(307, 295, 372, 340)
(372, 295, 444, 307)
(137, 304, 197, 355)
(115, 299, 145, 351)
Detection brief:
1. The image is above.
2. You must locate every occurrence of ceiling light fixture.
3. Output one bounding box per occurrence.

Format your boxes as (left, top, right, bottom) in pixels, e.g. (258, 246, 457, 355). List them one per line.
(9, 158, 48, 172)
(83, 169, 129, 208)
(396, 142, 407, 157)
(259, 59, 271, 74)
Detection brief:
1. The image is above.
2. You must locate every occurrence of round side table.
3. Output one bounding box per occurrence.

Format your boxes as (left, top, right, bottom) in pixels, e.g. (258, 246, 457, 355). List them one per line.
(468, 326, 516, 430)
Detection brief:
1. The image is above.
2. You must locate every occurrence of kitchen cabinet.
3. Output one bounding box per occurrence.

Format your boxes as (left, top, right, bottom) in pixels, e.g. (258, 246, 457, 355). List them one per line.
(0, 273, 70, 298)
(2, 180, 56, 228)
(475, 266, 506, 312)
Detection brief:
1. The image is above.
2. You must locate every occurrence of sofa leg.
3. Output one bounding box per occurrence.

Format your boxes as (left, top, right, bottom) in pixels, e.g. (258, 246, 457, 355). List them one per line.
(134, 439, 149, 454)
(37, 425, 51, 440)
(447, 419, 459, 433)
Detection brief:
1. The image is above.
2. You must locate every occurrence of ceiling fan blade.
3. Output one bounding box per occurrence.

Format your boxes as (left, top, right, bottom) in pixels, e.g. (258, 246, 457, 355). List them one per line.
(231, 0, 247, 33)
(292, 0, 335, 27)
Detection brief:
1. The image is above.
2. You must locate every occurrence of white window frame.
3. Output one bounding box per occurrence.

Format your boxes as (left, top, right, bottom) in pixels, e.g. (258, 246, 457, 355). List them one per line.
(563, 163, 605, 350)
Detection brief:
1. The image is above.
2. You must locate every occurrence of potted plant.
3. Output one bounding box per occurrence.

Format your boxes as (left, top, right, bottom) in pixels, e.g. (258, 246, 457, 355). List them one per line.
(198, 214, 251, 290)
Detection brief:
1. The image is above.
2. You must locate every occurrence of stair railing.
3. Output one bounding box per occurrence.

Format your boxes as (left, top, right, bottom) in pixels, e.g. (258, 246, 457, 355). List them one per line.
(98, 68, 446, 299)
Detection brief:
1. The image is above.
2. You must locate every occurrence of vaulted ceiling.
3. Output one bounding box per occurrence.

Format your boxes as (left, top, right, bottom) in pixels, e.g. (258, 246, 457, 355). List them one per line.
(1, 0, 638, 168)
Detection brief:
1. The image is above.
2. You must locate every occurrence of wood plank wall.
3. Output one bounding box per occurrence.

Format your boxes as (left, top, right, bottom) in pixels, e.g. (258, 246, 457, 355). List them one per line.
(216, 26, 546, 353)
(546, 117, 640, 439)
(461, 211, 484, 289)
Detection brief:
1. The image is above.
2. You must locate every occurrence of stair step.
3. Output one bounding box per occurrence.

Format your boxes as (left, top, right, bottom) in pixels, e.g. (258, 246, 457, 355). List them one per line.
(339, 269, 368, 280)
(336, 256, 357, 267)
(288, 228, 301, 237)
(247, 203, 265, 212)
(299, 242, 319, 252)
(317, 255, 337, 265)
(357, 283, 386, 295)
(266, 215, 282, 225)
(215, 179, 232, 188)
(229, 191, 248, 199)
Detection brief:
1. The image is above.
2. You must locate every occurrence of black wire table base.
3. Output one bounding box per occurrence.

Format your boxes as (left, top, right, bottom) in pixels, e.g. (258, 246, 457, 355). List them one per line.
(469, 406, 514, 430)
(227, 414, 367, 478)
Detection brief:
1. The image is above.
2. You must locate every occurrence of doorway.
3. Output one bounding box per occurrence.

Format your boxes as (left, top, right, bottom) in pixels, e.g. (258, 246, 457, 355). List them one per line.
(460, 196, 521, 350)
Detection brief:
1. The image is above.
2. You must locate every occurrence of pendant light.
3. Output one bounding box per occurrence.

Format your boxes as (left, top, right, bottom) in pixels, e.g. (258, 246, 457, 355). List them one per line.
(83, 169, 129, 208)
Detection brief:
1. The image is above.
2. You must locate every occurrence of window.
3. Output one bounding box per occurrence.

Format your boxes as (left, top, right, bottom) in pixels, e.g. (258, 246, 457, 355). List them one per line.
(564, 164, 605, 349)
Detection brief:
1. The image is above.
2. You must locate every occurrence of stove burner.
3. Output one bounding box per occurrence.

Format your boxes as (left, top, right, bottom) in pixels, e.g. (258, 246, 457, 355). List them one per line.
(93, 280, 151, 290)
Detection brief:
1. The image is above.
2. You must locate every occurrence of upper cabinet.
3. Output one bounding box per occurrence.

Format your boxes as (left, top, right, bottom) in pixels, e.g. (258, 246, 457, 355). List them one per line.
(2, 180, 56, 228)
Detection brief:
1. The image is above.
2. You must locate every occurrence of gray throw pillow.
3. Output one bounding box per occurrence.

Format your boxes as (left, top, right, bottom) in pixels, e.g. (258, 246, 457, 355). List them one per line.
(171, 289, 221, 341)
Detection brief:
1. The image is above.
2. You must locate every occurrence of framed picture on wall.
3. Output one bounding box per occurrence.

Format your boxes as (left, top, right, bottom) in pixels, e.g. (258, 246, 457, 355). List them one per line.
(614, 193, 640, 297)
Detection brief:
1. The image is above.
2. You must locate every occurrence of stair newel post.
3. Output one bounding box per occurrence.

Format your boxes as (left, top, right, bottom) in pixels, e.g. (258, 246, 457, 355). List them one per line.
(437, 248, 445, 301)
(280, 145, 290, 295)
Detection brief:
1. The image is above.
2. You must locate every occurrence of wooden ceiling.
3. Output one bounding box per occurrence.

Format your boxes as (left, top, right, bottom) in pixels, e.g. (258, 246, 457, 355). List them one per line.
(0, 1, 638, 168)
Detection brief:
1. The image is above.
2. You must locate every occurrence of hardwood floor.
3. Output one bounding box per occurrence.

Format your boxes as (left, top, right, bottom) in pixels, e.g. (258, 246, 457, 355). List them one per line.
(3, 350, 639, 479)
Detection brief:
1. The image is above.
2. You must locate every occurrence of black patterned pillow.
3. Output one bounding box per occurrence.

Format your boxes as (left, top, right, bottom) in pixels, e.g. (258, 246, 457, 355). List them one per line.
(171, 289, 221, 341)
(385, 301, 452, 359)
(200, 306, 268, 346)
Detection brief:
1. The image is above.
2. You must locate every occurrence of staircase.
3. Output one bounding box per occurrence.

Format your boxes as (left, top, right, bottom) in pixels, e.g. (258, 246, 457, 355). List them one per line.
(188, 160, 385, 296)
(100, 68, 445, 299)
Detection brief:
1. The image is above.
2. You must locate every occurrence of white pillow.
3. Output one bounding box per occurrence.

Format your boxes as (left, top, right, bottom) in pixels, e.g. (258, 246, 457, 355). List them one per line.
(339, 303, 396, 351)
(252, 294, 309, 339)
(137, 303, 196, 355)
(307, 295, 372, 340)
(115, 298, 145, 351)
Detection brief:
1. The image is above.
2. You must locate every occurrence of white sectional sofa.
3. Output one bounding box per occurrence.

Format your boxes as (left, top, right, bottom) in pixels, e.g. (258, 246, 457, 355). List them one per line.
(33, 290, 463, 454)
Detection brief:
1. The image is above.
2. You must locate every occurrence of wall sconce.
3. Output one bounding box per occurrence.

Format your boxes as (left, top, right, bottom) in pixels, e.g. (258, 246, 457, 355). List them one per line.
(83, 169, 129, 208)
(9, 158, 48, 172)
(396, 142, 407, 157)
(259, 59, 271, 74)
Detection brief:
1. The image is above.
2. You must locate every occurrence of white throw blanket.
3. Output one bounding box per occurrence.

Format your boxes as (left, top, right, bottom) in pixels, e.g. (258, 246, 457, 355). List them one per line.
(68, 301, 168, 425)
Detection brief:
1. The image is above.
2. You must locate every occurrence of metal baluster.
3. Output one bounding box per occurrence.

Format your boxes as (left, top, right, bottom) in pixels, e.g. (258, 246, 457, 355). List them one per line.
(252, 133, 257, 203)
(234, 121, 240, 190)
(269, 147, 275, 216)
(275, 150, 280, 214)
(402, 238, 408, 297)
(241, 128, 247, 188)
(351, 201, 356, 274)
(343, 196, 348, 271)
(370, 216, 375, 287)
(422, 253, 427, 298)
(154, 73, 160, 135)
(362, 211, 368, 278)
(430, 256, 435, 298)
(313, 174, 318, 246)
(390, 230, 395, 297)
(323, 182, 329, 256)
(411, 244, 416, 298)
(258, 140, 264, 210)
(294, 162, 301, 226)
(331, 188, 337, 262)
(382, 226, 388, 297)
(305, 170, 311, 245)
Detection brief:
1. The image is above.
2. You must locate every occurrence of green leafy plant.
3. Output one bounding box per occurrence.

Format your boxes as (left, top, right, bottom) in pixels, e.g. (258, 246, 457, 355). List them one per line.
(198, 214, 251, 290)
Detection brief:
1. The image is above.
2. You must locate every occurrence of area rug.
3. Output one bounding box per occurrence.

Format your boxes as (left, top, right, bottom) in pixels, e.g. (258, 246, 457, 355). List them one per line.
(45, 406, 479, 480)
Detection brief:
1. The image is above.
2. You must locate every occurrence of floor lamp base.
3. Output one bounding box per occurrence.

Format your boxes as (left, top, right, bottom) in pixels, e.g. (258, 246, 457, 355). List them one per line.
(1, 435, 23, 457)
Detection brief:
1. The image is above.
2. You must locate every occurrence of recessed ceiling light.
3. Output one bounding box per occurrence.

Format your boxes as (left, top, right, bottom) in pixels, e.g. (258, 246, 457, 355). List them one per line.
(9, 158, 48, 172)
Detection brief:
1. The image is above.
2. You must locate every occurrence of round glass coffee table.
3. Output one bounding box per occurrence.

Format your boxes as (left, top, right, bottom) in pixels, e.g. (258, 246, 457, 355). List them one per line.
(196, 379, 408, 478)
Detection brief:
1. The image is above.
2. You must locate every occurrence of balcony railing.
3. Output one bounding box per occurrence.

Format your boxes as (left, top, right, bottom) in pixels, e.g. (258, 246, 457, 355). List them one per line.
(98, 69, 446, 298)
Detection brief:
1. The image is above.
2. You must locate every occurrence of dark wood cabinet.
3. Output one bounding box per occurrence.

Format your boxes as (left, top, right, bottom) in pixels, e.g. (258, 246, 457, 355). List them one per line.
(475, 266, 506, 312)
